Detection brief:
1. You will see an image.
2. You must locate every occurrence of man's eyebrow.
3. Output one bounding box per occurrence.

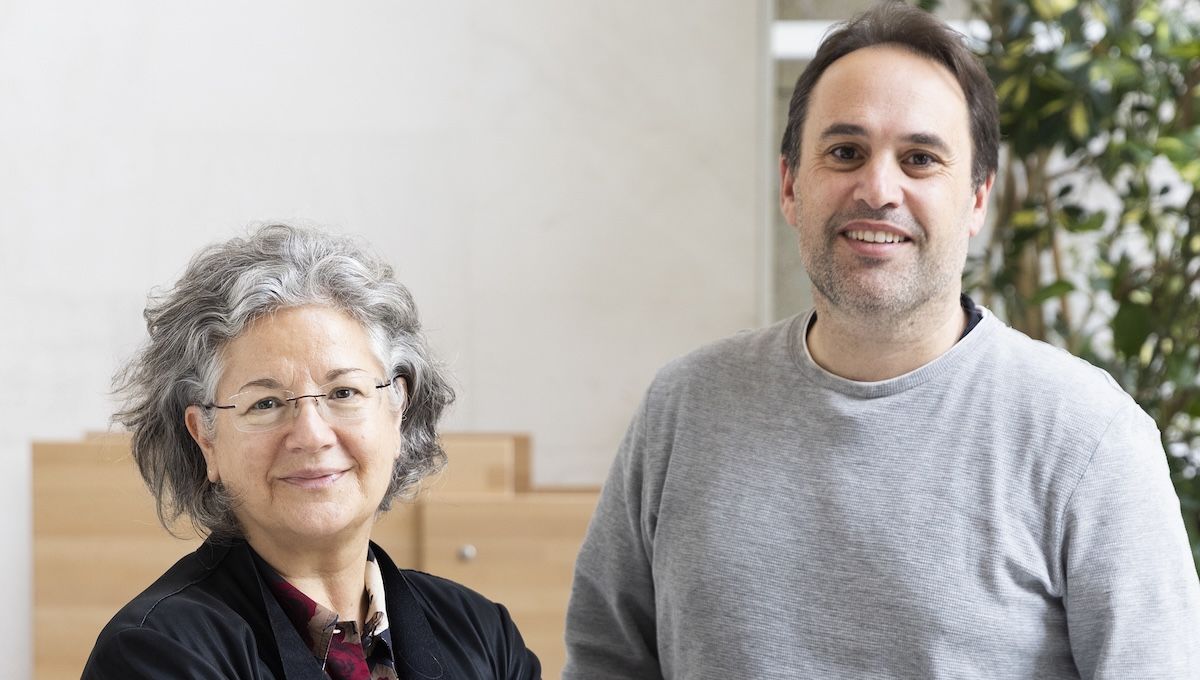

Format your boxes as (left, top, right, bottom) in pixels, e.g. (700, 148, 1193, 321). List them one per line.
(819, 123, 867, 140)
(906, 132, 951, 154)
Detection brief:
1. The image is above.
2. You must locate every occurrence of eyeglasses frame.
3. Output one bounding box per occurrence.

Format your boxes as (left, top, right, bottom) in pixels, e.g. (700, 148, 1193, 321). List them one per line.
(199, 375, 404, 430)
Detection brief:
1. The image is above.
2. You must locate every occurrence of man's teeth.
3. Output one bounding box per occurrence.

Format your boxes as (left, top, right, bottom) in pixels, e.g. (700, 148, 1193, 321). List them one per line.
(846, 230, 905, 244)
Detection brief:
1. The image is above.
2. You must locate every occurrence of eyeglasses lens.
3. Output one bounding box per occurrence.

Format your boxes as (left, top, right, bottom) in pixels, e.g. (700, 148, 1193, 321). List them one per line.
(222, 376, 393, 432)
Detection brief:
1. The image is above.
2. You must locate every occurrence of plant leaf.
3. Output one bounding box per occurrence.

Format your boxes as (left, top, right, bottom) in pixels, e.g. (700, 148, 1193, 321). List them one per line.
(1069, 100, 1089, 140)
(1012, 209, 1043, 229)
(1180, 160, 1200, 186)
(1066, 212, 1106, 232)
(1056, 45, 1092, 71)
(1155, 136, 1191, 164)
(1112, 303, 1152, 358)
(1032, 279, 1076, 304)
(1167, 41, 1200, 59)
(1032, 0, 1078, 20)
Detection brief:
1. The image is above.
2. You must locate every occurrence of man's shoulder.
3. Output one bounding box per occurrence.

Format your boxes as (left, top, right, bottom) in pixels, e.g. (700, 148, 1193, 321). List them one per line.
(989, 319, 1121, 384)
(653, 314, 802, 389)
(977, 315, 1138, 417)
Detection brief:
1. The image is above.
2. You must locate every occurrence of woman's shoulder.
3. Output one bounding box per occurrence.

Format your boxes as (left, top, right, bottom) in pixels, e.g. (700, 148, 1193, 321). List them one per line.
(100, 541, 243, 630)
(397, 568, 510, 617)
(397, 569, 541, 678)
(82, 541, 267, 678)
(371, 544, 541, 679)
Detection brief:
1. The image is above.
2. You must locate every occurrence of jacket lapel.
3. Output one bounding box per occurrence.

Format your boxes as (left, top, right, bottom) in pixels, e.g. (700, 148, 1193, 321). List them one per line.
(238, 543, 329, 680)
(371, 542, 449, 679)
(223, 539, 448, 679)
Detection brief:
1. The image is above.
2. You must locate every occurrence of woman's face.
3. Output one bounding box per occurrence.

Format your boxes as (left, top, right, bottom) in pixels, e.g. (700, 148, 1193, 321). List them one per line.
(185, 304, 403, 550)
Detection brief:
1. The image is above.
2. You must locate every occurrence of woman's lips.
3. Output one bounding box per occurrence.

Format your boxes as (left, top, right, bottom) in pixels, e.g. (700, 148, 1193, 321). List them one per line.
(279, 470, 346, 489)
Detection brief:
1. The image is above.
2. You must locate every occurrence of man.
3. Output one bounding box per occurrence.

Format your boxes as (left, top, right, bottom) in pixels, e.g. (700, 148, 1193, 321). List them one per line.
(563, 3, 1200, 679)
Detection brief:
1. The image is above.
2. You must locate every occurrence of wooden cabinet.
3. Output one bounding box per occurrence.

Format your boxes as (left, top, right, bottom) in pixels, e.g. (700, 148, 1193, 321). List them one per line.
(33, 433, 597, 680)
(419, 494, 598, 678)
(33, 437, 202, 680)
(428, 433, 534, 495)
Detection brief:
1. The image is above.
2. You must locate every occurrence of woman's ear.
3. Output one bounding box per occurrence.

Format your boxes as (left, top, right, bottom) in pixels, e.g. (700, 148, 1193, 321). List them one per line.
(390, 377, 408, 420)
(184, 406, 221, 483)
(392, 378, 407, 460)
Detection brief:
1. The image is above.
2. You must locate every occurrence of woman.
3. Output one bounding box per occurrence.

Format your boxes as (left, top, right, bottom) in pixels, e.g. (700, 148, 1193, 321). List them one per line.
(83, 225, 541, 679)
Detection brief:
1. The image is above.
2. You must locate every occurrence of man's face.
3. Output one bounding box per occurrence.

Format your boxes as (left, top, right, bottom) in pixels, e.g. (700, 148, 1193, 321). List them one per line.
(780, 44, 992, 320)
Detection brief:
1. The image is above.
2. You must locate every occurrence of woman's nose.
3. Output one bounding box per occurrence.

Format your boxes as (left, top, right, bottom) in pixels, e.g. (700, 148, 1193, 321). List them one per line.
(283, 396, 337, 449)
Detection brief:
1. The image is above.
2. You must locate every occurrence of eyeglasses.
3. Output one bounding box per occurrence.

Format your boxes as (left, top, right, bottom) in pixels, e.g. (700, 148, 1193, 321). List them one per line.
(201, 375, 402, 433)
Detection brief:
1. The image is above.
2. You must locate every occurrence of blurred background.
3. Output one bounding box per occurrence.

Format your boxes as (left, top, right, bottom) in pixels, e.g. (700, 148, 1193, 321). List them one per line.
(4, 0, 1197, 677)
(2, 3, 770, 677)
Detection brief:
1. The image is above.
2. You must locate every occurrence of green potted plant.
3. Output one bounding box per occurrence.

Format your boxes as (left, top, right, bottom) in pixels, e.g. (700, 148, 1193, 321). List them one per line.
(951, 0, 1200, 569)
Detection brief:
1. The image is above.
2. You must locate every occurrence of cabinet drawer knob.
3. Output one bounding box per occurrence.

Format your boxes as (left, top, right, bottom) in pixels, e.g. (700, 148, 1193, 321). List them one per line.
(457, 544, 478, 562)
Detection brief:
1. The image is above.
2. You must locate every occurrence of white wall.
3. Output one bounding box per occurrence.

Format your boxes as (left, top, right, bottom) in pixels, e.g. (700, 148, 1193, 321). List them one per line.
(0, 1, 768, 676)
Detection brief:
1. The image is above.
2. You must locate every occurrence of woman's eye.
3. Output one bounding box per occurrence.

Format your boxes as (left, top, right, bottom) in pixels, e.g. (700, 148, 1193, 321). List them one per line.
(251, 398, 283, 411)
(329, 387, 358, 400)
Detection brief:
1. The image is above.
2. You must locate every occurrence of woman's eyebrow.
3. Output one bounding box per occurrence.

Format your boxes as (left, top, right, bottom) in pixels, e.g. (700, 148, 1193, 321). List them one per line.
(234, 377, 284, 393)
(323, 367, 367, 381)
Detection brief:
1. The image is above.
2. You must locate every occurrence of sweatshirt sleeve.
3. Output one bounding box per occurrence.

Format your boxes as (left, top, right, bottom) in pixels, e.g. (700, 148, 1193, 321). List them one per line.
(563, 393, 664, 680)
(1061, 403, 1200, 679)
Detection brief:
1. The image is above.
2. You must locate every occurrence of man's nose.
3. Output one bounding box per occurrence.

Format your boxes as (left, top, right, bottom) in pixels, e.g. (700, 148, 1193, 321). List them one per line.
(853, 157, 904, 210)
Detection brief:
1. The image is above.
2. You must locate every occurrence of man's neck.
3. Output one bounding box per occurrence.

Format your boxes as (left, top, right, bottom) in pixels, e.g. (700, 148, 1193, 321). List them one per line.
(805, 294, 968, 382)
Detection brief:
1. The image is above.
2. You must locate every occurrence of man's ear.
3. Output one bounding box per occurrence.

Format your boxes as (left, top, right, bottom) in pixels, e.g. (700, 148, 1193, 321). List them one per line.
(184, 405, 220, 483)
(780, 156, 800, 228)
(968, 172, 996, 238)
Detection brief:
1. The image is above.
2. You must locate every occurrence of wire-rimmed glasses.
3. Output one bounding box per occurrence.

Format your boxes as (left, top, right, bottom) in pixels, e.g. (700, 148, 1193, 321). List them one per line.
(201, 374, 402, 433)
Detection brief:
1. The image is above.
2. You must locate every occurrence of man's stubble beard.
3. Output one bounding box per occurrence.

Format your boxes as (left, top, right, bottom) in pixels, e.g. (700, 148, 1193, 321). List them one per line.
(796, 204, 965, 322)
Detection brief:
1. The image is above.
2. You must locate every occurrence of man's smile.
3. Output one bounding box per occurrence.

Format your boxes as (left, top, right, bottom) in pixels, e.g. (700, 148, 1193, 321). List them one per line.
(843, 229, 909, 244)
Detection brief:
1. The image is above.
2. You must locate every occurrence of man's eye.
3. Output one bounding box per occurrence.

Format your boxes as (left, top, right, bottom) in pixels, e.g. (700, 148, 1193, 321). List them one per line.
(830, 146, 859, 161)
(908, 152, 936, 167)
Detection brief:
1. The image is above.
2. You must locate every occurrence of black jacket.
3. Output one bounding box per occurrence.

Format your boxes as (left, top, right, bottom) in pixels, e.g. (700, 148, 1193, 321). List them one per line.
(81, 538, 541, 679)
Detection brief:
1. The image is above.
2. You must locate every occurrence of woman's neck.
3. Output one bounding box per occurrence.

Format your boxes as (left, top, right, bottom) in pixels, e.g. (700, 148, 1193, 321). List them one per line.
(247, 530, 371, 625)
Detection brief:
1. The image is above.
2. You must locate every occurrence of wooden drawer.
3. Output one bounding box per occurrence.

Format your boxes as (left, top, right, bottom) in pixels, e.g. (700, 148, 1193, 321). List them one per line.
(429, 433, 532, 496)
(421, 493, 599, 680)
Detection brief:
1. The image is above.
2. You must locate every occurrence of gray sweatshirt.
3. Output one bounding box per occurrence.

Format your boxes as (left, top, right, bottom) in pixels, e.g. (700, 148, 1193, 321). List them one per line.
(565, 309, 1200, 679)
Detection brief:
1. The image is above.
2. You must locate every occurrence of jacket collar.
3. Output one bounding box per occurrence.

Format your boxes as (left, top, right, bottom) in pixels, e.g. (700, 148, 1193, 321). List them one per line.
(202, 537, 448, 680)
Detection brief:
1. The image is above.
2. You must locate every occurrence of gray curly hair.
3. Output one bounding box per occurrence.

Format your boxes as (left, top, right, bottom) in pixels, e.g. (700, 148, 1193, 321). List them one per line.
(113, 224, 454, 539)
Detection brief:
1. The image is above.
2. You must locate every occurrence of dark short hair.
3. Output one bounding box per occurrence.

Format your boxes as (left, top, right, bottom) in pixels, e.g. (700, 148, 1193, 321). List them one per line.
(113, 224, 454, 538)
(780, 1, 999, 189)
